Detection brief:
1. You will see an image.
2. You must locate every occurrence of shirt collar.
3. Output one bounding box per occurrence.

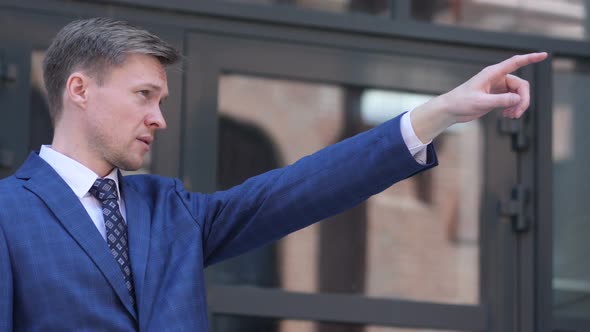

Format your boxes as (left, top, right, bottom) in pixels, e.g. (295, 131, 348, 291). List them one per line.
(39, 145, 121, 199)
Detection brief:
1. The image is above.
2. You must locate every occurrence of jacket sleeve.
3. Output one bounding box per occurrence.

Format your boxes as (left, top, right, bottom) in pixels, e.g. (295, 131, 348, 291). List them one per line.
(178, 114, 438, 266)
(0, 224, 13, 331)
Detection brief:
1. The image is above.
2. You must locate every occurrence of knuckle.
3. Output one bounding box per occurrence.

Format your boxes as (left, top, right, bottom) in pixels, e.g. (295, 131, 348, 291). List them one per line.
(480, 66, 493, 74)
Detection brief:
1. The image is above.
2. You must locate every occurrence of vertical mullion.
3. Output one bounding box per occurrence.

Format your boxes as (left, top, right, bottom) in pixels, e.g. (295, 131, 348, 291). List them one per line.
(536, 54, 554, 332)
(184, 36, 220, 193)
(517, 64, 537, 332)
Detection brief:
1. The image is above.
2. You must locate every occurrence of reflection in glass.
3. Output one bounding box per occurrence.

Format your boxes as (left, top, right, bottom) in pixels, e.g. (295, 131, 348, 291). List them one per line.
(412, 0, 588, 40)
(213, 315, 469, 332)
(552, 58, 590, 320)
(209, 74, 481, 308)
(221, 0, 389, 15)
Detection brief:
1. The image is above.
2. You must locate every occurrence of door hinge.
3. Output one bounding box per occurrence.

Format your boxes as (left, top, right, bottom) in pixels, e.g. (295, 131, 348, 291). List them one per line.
(0, 60, 17, 84)
(499, 184, 530, 233)
(0, 149, 14, 169)
(498, 117, 528, 151)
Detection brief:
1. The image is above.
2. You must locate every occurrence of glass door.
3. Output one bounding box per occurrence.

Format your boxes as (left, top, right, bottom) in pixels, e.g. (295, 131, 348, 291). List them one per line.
(551, 57, 590, 332)
(0, 42, 30, 179)
(185, 32, 529, 332)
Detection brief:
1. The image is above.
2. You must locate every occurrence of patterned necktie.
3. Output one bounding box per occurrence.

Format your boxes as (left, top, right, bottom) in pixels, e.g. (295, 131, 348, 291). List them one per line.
(89, 178, 136, 307)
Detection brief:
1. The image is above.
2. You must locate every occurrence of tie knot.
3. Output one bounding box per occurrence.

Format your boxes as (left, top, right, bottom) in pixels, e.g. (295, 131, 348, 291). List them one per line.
(89, 178, 118, 202)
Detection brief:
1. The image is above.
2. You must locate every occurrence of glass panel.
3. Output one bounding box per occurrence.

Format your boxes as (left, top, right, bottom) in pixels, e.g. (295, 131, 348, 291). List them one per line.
(220, 0, 389, 15)
(208, 73, 482, 305)
(412, 0, 588, 41)
(212, 315, 470, 332)
(30, 50, 53, 151)
(552, 57, 590, 321)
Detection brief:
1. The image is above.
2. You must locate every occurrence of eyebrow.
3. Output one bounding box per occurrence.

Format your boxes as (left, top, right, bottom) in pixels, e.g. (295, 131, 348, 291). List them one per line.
(139, 83, 169, 100)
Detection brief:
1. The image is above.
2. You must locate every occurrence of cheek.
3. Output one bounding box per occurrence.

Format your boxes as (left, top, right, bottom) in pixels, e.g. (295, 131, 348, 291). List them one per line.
(91, 91, 145, 127)
(101, 102, 137, 125)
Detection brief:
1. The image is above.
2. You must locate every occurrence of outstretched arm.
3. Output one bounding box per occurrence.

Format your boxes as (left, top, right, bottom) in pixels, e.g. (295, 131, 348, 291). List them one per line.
(411, 52, 548, 143)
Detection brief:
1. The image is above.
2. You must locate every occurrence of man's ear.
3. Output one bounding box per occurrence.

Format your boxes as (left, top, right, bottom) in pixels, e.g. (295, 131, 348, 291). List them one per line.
(65, 72, 90, 109)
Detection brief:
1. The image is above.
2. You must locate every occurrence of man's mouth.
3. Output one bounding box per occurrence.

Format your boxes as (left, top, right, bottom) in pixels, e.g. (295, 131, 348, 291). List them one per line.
(137, 136, 153, 147)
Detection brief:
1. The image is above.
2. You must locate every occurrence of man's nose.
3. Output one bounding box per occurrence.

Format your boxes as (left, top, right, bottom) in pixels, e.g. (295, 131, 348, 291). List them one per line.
(146, 106, 167, 130)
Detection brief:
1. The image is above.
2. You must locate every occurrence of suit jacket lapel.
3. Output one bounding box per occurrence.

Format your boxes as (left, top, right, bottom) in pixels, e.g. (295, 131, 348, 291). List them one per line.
(17, 153, 137, 319)
(119, 172, 151, 314)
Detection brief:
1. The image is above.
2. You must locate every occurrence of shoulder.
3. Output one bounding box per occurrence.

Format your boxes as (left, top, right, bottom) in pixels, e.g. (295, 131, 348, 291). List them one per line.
(122, 174, 196, 202)
(123, 173, 177, 193)
(123, 174, 209, 221)
(0, 175, 28, 199)
(0, 174, 21, 188)
(0, 175, 35, 225)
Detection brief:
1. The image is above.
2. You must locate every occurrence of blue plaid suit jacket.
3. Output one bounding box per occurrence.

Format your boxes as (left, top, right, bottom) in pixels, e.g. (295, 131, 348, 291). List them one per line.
(0, 115, 436, 331)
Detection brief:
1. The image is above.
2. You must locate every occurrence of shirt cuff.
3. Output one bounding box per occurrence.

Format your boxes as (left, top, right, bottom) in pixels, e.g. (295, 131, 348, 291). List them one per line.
(400, 110, 431, 165)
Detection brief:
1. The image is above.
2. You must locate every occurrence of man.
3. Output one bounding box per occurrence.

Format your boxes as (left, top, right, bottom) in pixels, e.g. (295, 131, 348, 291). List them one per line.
(0, 17, 546, 331)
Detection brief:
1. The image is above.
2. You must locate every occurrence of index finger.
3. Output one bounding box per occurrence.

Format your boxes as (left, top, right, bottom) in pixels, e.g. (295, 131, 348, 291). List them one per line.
(486, 52, 548, 79)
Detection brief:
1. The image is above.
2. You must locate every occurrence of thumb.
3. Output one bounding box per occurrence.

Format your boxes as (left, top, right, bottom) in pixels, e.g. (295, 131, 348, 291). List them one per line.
(481, 92, 521, 109)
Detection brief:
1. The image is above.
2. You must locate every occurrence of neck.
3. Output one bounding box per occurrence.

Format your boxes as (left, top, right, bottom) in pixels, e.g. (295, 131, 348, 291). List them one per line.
(51, 122, 113, 178)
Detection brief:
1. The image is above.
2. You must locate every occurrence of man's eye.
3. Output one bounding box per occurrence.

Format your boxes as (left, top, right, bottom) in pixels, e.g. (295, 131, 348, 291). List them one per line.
(139, 90, 150, 97)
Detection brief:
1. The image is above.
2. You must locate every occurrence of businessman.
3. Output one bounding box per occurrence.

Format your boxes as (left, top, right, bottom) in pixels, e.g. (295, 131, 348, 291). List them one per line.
(0, 17, 547, 331)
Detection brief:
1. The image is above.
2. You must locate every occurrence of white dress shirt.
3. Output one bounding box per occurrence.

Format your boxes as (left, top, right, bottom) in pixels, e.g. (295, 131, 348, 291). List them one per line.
(38, 112, 427, 240)
(39, 145, 127, 241)
(400, 110, 430, 164)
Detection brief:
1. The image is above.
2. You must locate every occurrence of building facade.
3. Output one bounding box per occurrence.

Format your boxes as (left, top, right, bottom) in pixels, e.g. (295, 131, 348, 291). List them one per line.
(0, 1, 588, 331)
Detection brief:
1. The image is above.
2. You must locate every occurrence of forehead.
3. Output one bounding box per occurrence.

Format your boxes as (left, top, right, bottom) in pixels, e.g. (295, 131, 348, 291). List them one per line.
(105, 53, 168, 90)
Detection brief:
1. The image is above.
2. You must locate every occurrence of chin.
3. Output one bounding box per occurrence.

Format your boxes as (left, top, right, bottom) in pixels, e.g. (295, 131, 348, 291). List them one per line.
(117, 158, 145, 172)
